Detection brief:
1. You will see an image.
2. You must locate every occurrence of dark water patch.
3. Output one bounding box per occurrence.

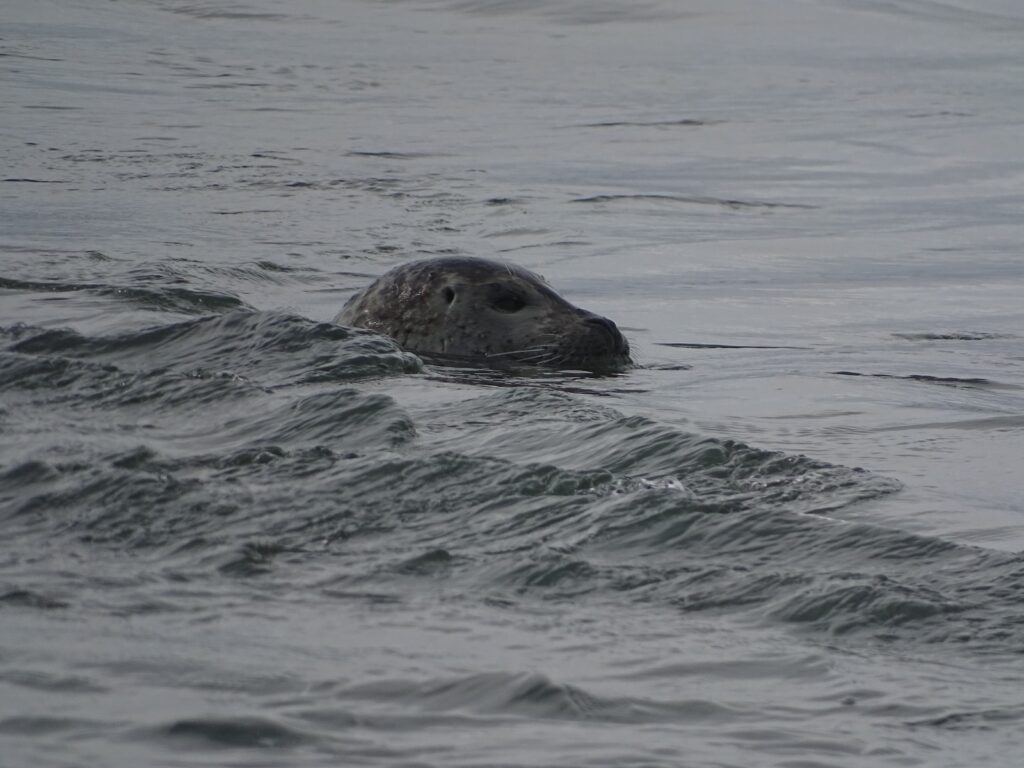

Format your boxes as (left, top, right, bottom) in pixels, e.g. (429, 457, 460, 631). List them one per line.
(235, 175, 411, 197)
(893, 331, 1012, 341)
(318, 589, 405, 605)
(150, 716, 307, 749)
(0, 589, 70, 610)
(187, 81, 272, 89)
(1, 51, 63, 62)
(577, 118, 710, 128)
(2, 177, 69, 183)
(908, 706, 1024, 731)
(347, 151, 436, 160)
(250, 150, 302, 160)
(211, 208, 282, 215)
(657, 341, 811, 350)
(0, 460, 62, 488)
(484, 196, 526, 205)
(571, 194, 816, 210)
(833, 371, 1021, 390)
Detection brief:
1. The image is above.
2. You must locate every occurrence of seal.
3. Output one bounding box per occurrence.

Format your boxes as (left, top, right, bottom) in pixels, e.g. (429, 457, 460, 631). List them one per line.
(335, 257, 631, 372)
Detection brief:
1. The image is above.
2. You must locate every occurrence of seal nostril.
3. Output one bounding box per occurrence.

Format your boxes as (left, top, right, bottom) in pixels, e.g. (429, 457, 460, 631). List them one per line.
(442, 286, 455, 304)
(585, 315, 626, 351)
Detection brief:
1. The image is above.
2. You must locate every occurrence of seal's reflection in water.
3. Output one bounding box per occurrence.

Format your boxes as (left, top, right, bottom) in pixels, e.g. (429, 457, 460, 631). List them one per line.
(336, 257, 632, 374)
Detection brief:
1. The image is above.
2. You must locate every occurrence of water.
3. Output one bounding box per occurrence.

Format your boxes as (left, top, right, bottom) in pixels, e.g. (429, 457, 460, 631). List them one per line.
(2, 0, 1024, 765)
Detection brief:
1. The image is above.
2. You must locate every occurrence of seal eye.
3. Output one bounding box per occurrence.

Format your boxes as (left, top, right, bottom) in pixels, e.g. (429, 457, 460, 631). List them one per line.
(490, 288, 527, 313)
(442, 287, 455, 304)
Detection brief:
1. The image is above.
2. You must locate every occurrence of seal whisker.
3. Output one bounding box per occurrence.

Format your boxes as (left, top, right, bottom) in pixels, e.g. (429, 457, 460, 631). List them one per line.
(484, 346, 548, 359)
(505, 348, 558, 364)
(522, 345, 563, 365)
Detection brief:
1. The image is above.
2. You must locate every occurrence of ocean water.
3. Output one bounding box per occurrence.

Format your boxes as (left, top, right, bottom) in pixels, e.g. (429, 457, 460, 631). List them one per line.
(2, 0, 1024, 766)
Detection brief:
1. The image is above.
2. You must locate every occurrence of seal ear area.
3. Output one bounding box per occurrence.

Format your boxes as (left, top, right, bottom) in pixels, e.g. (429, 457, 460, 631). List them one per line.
(484, 282, 529, 313)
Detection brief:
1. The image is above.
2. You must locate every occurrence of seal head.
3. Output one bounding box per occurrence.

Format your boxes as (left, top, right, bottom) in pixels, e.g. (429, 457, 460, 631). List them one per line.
(335, 257, 630, 373)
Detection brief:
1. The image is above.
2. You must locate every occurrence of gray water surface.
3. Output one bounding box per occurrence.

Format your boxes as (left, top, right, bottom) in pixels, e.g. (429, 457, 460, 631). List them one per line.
(3, 0, 1024, 766)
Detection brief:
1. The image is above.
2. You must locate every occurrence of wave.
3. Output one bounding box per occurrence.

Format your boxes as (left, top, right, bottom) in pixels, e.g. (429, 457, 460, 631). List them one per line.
(0, 275, 249, 315)
(3, 325, 1023, 653)
(2, 310, 421, 388)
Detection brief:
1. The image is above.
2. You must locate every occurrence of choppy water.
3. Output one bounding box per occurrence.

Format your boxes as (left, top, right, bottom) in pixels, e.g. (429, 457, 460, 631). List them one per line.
(3, 0, 1024, 766)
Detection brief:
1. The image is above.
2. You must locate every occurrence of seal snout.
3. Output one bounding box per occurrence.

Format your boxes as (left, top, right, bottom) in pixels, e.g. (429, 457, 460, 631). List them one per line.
(583, 314, 629, 357)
